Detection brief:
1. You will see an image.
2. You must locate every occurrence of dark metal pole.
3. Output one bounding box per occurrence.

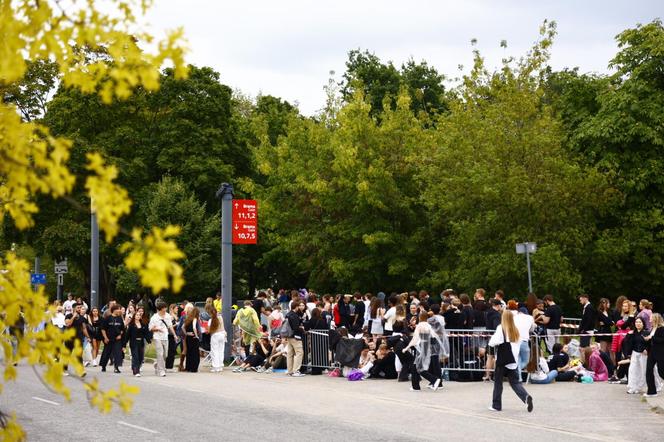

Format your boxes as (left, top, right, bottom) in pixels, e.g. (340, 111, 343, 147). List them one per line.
(216, 183, 234, 360)
(91, 202, 100, 310)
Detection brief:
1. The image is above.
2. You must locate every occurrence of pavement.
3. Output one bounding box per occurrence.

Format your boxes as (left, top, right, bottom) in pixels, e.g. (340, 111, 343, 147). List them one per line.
(2, 363, 663, 441)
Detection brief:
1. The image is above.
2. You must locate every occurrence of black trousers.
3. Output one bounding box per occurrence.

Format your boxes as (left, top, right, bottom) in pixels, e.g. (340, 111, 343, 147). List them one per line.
(394, 340, 412, 382)
(100, 339, 123, 369)
(410, 360, 438, 390)
(428, 354, 442, 381)
(130, 340, 144, 374)
(646, 355, 664, 395)
(492, 365, 529, 410)
(165, 334, 177, 369)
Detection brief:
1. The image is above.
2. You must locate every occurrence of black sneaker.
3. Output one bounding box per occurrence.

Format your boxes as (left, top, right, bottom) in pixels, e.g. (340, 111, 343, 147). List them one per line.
(526, 395, 533, 413)
(114, 368, 121, 374)
(101, 367, 106, 372)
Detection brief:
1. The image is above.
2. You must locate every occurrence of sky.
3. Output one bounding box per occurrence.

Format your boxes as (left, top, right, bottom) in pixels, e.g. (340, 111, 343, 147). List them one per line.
(146, 0, 661, 115)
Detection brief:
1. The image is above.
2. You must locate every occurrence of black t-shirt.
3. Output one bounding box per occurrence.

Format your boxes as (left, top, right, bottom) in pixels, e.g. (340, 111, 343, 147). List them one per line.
(544, 304, 562, 329)
(104, 315, 125, 339)
(65, 313, 86, 341)
(472, 300, 487, 327)
(548, 352, 569, 372)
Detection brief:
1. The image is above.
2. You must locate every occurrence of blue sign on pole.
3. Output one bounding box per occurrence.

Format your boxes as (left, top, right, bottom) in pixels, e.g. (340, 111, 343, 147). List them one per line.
(31, 273, 47, 285)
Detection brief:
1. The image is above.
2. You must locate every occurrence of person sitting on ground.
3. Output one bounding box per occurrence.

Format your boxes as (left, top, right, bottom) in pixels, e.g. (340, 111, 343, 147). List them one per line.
(233, 335, 272, 372)
(368, 343, 398, 379)
(258, 338, 287, 373)
(584, 344, 609, 382)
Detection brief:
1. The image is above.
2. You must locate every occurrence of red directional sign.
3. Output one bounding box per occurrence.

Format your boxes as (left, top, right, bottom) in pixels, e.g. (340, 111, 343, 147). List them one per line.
(232, 199, 258, 244)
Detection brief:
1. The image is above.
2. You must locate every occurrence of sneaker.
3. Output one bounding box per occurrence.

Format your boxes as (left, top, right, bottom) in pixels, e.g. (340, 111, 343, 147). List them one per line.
(159, 371, 166, 377)
(134, 373, 141, 377)
(114, 368, 121, 374)
(488, 406, 500, 411)
(101, 367, 106, 372)
(256, 367, 264, 373)
(265, 367, 273, 373)
(608, 375, 619, 383)
(232, 367, 241, 373)
(526, 395, 533, 413)
(250, 367, 258, 372)
(432, 379, 442, 391)
(409, 387, 421, 392)
(84, 361, 90, 367)
(291, 371, 306, 377)
(643, 393, 658, 397)
(620, 379, 628, 385)
(627, 389, 638, 394)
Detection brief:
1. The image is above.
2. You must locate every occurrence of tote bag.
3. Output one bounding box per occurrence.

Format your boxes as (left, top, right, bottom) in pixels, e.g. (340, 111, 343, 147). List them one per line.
(495, 330, 516, 367)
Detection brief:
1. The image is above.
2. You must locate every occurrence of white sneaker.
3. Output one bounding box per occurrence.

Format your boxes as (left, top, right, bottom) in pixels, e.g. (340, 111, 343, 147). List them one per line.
(643, 393, 658, 397)
(432, 379, 442, 391)
(159, 371, 166, 377)
(488, 406, 500, 411)
(134, 373, 141, 377)
(291, 371, 306, 377)
(409, 387, 421, 392)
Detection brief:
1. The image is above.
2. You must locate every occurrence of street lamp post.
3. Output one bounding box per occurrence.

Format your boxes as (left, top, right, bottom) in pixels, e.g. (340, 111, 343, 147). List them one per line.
(515, 242, 537, 293)
(216, 183, 234, 360)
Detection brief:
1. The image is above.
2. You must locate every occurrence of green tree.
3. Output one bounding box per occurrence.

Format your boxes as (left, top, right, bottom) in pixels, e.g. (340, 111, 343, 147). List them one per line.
(551, 20, 664, 301)
(112, 177, 219, 300)
(254, 90, 431, 292)
(420, 22, 617, 305)
(341, 49, 447, 118)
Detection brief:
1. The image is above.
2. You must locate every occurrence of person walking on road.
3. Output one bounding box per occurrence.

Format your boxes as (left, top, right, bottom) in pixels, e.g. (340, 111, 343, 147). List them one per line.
(285, 300, 306, 377)
(488, 310, 533, 412)
(402, 312, 445, 392)
(99, 305, 125, 373)
(128, 308, 148, 376)
(149, 301, 174, 377)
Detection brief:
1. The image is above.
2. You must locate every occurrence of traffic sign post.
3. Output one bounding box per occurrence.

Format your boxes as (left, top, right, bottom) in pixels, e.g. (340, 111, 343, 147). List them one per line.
(232, 199, 258, 245)
(54, 259, 67, 302)
(30, 273, 47, 285)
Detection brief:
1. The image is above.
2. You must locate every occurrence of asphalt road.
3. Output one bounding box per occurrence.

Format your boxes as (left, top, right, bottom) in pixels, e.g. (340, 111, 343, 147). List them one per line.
(2, 363, 663, 441)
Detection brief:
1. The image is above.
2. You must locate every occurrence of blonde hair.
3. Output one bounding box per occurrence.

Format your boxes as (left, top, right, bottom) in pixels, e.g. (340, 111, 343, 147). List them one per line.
(651, 313, 663, 330)
(501, 310, 520, 343)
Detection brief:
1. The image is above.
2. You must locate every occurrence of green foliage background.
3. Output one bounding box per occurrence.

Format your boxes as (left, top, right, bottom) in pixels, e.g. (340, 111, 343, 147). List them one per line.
(2, 19, 664, 312)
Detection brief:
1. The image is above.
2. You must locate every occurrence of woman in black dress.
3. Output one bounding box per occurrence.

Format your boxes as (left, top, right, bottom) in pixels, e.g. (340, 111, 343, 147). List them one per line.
(184, 307, 201, 372)
(90, 307, 102, 367)
(597, 298, 614, 354)
(165, 303, 179, 370)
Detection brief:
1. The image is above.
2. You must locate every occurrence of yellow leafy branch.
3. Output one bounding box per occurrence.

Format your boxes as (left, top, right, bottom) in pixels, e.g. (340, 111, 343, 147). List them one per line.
(122, 225, 185, 293)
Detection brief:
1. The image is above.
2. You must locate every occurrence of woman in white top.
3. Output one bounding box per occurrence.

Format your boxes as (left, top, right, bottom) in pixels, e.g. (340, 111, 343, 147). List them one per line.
(488, 310, 533, 412)
(369, 297, 385, 341)
(207, 305, 227, 373)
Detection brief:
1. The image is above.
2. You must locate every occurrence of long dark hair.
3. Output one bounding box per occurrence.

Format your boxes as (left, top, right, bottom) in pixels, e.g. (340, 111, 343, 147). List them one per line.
(311, 307, 322, 322)
(370, 297, 383, 317)
(207, 305, 220, 334)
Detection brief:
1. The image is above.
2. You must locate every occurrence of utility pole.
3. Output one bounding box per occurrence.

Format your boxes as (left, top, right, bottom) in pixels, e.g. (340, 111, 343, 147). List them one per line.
(33, 257, 40, 292)
(91, 200, 100, 310)
(216, 183, 234, 360)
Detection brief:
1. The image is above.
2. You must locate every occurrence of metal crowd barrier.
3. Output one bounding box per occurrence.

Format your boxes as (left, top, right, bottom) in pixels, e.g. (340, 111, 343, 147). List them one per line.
(302, 329, 332, 369)
(299, 327, 617, 376)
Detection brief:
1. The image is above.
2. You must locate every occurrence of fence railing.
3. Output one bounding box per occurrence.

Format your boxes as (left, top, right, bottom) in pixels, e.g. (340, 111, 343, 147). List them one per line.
(300, 327, 616, 376)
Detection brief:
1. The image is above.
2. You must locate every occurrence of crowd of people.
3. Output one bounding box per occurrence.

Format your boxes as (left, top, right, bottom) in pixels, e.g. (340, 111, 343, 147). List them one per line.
(44, 288, 664, 412)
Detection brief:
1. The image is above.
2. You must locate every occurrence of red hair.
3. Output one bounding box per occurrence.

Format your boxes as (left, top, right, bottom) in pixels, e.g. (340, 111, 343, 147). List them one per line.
(507, 299, 519, 311)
